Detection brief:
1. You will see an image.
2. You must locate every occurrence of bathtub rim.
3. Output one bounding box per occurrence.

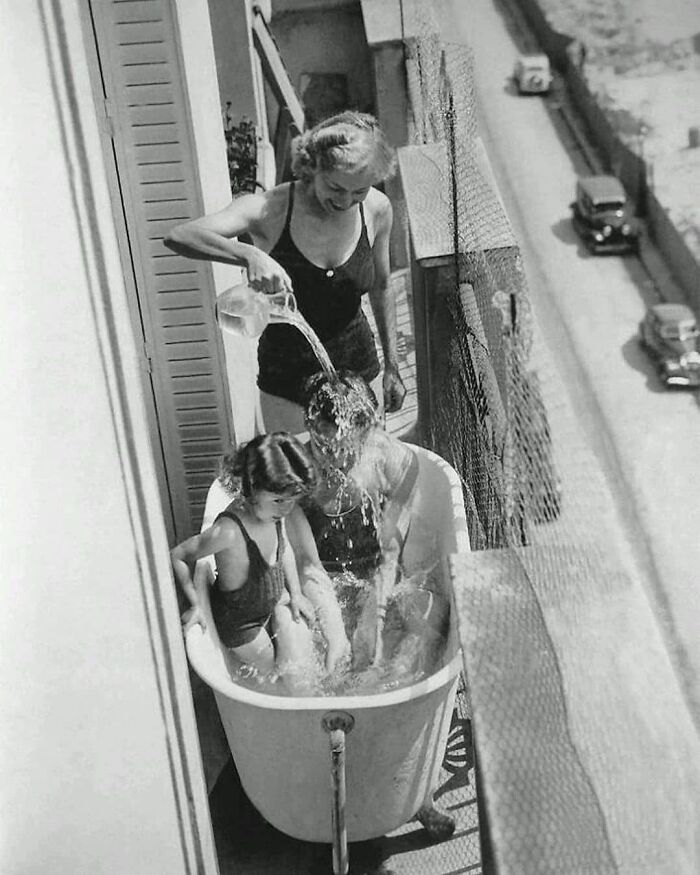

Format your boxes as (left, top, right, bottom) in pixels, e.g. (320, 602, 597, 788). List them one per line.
(186, 624, 463, 712)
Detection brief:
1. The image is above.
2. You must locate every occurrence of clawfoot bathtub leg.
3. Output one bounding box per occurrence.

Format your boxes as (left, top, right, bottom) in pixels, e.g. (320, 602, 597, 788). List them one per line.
(322, 711, 355, 875)
(415, 797, 456, 842)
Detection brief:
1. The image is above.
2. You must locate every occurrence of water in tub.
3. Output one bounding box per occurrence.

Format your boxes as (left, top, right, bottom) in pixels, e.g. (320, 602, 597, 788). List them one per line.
(224, 448, 450, 697)
(226, 551, 450, 697)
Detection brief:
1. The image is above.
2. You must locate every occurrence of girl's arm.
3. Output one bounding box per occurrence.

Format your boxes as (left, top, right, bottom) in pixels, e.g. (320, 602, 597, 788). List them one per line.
(367, 193, 406, 413)
(170, 521, 237, 630)
(164, 191, 293, 293)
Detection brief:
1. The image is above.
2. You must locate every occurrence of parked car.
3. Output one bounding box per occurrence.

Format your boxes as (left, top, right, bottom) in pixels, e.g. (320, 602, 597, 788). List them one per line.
(513, 53, 552, 94)
(570, 175, 641, 253)
(639, 302, 700, 388)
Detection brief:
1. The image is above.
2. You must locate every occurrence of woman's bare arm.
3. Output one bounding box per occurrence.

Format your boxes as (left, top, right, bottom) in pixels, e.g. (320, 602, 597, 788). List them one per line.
(164, 189, 293, 293)
(366, 192, 406, 411)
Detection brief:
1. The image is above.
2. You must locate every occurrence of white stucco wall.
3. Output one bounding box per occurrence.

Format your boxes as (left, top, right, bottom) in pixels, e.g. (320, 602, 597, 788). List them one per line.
(176, 0, 261, 444)
(0, 3, 216, 872)
(271, 4, 374, 117)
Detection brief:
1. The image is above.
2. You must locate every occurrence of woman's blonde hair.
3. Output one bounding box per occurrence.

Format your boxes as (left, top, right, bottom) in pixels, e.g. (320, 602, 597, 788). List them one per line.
(291, 111, 396, 183)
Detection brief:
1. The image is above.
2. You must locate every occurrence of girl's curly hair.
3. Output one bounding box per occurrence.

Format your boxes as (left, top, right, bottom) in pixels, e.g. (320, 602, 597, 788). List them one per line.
(218, 432, 318, 498)
(291, 111, 396, 184)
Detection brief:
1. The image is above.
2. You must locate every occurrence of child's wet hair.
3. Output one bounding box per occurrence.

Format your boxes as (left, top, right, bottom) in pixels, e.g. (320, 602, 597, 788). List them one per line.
(291, 111, 396, 183)
(302, 370, 379, 436)
(219, 432, 318, 498)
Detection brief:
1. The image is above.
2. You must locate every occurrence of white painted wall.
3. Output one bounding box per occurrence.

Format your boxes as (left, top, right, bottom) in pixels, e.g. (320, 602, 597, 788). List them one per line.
(0, 3, 217, 872)
(271, 4, 374, 117)
(176, 0, 260, 444)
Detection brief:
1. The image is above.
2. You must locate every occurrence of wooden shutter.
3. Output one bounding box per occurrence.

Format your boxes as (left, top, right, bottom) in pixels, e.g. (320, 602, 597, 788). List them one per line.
(88, 0, 233, 540)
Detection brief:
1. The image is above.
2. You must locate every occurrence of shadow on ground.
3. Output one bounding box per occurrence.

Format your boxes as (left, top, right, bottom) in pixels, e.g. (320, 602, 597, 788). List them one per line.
(208, 688, 479, 875)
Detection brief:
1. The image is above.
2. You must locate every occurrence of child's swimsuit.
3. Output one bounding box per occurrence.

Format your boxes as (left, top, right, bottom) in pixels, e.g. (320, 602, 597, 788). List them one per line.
(302, 496, 382, 576)
(210, 512, 286, 648)
(257, 182, 381, 404)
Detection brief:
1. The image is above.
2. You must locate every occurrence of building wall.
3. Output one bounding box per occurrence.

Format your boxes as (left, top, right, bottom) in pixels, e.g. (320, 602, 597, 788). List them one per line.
(177, 0, 260, 445)
(0, 3, 216, 872)
(207, 0, 260, 121)
(273, 0, 358, 12)
(271, 4, 375, 121)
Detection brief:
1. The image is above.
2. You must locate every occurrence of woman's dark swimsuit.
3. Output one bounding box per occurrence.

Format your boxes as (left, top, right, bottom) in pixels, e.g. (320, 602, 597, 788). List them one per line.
(257, 182, 381, 404)
(210, 513, 286, 648)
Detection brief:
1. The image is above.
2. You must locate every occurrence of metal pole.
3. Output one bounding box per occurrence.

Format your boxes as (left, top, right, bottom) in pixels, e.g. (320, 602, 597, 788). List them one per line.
(321, 711, 355, 875)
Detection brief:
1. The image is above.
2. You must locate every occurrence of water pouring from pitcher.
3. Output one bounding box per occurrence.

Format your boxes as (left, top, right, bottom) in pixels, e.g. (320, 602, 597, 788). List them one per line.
(216, 280, 337, 379)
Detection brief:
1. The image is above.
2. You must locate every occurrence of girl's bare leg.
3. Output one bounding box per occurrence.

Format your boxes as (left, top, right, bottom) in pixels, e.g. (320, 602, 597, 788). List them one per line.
(226, 628, 276, 677)
(302, 567, 351, 672)
(258, 390, 307, 438)
(272, 604, 320, 694)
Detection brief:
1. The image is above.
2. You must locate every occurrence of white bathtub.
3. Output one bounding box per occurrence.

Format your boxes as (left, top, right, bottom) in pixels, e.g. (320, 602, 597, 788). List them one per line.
(186, 445, 469, 843)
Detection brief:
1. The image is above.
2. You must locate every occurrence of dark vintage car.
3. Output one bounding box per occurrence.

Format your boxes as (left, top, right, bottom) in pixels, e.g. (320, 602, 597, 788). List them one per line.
(570, 175, 641, 253)
(639, 303, 700, 388)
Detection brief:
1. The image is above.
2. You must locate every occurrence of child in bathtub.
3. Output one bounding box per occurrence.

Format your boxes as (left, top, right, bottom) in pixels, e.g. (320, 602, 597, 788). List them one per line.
(300, 371, 448, 669)
(170, 433, 350, 690)
(301, 374, 456, 840)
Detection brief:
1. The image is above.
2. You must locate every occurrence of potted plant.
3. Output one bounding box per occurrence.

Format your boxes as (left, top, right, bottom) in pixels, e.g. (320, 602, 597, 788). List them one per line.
(223, 103, 260, 197)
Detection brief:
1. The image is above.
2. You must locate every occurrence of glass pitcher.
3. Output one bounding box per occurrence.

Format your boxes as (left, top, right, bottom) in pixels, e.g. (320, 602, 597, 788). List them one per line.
(216, 282, 298, 338)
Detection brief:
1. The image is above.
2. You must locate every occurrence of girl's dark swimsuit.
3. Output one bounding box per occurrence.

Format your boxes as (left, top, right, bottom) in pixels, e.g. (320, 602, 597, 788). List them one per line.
(257, 182, 381, 404)
(210, 512, 286, 648)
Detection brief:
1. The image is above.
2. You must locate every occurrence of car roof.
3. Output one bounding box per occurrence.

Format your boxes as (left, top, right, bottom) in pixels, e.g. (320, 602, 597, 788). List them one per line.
(518, 53, 549, 66)
(577, 175, 627, 202)
(649, 303, 697, 324)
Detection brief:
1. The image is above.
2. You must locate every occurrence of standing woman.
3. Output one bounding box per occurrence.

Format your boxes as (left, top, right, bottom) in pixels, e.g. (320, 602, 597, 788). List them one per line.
(164, 111, 406, 433)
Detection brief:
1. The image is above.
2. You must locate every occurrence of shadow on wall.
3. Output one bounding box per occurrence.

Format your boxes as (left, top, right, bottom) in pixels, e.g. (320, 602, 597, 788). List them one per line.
(300, 72, 349, 126)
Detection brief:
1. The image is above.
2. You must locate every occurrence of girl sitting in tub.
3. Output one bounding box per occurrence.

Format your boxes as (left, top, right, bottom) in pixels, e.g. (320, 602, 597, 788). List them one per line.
(170, 433, 350, 691)
(301, 372, 448, 670)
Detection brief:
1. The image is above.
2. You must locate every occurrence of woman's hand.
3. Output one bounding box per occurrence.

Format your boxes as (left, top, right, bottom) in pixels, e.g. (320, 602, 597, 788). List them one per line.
(245, 248, 293, 295)
(181, 603, 206, 634)
(383, 362, 406, 413)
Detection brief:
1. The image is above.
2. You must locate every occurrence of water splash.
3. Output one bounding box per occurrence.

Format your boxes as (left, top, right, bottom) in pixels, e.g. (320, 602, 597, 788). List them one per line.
(226, 566, 449, 698)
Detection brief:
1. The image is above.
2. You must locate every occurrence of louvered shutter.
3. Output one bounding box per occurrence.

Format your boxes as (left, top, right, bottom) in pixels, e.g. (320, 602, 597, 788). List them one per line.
(89, 0, 233, 540)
